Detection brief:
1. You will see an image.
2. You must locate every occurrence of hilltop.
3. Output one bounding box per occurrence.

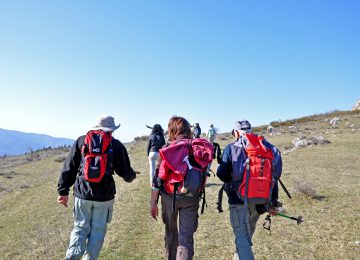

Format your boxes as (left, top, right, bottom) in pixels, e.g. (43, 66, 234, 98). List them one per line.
(0, 110, 359, 259)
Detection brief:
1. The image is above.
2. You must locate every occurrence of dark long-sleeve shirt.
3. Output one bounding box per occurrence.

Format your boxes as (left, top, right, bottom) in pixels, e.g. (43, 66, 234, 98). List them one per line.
(146, 132, 166, 156)
(57, 135, 136, 201)
(193, 126, 201, 138)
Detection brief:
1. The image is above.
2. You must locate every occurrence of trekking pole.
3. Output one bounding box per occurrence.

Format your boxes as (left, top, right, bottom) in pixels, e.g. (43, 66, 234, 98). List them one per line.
(279, 179, 292, 199)
(276, 213, 303, 225)
(156, 190, 161, 204)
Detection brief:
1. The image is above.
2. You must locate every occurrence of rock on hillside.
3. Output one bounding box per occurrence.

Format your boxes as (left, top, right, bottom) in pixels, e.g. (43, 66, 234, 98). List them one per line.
(291, 136, 330, 148)
(283, 135, 331, 155)
(353, 99, 360, 111)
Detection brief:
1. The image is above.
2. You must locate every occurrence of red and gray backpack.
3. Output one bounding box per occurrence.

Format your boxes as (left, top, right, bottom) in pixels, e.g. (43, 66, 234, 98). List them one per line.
(81, 130, 113, 183)
(232, 133, 274, 204)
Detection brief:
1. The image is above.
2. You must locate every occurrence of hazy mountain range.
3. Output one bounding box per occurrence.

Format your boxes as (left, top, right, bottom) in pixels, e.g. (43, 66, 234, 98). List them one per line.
(0, 128, 74, 156)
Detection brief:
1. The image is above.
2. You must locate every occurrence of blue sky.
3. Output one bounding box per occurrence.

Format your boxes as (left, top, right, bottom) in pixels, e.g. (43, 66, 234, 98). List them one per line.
(0, 1, 359, 142)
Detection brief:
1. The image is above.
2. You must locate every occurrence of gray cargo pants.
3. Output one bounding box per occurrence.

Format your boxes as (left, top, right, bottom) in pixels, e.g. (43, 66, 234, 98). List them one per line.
(231, 204, 260, 260)
(161, 193, 200, 260)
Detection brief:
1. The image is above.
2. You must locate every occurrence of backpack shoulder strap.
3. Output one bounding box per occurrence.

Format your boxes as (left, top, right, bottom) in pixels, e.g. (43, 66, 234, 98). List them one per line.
(81, 131, 93, 155)
(82, 130, 113, 155)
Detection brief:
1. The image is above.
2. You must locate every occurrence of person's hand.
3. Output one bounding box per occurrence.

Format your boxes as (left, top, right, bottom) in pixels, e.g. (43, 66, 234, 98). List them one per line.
(150, 203, 158, 220)
(268, 207, 278, 216)
(57, 195, 68, 208)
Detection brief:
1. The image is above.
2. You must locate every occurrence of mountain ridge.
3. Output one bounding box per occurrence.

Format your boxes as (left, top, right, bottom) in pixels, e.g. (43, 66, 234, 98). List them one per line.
(0, 128, 74, 156)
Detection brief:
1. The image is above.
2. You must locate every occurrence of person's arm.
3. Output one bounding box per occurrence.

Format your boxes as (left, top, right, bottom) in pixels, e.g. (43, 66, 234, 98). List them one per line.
(262, 139, 282, 180)
(272, 147, 282, 180)
(271, 146, 282, 207)
(262, 139, 283, 208)
(150, 157, 164, 220)
(112, 140, 136, 182)
(271, 181, 279, 205)
(216, 144, 233, 182)
(160, 135, 166, 148)
(57, 137, 82, 207)
(150, 188, 160, 220)
(146, 136, 152, 156)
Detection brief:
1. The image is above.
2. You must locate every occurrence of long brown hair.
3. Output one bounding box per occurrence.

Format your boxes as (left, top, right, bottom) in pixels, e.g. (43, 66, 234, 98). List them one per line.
(167, 116, 192, 141)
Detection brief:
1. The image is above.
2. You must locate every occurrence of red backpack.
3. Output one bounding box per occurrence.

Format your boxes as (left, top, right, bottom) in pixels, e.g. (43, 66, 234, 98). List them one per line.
(238, 133, 274, 204)
(81, 130, 113, 183)
(159, 138, 213, 198)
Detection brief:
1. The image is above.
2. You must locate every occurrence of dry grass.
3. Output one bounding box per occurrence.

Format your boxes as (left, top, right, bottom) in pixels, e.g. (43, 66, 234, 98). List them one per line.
(293, 179, 317, 198)
(1, 111, 360, 259)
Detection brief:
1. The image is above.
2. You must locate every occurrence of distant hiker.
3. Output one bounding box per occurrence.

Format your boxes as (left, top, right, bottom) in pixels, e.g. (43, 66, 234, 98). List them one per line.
(150, 116, 213, 260)
(267, 124, 274, 135)
(57, 115, 137, 260)
(193, 122, 201, 138)
(216, 120, 282, 260)
(206, 123, 217, 143)
(147, 124, 166, 187)
(206, 124, 217, 172)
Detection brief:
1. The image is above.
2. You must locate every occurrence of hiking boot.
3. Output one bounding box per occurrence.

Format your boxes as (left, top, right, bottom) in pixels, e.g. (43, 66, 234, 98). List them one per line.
(176, 246, 193, 260)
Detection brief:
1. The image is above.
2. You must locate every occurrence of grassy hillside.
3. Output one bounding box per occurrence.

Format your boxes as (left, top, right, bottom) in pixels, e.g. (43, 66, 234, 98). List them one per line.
(1, 110, 360, 259)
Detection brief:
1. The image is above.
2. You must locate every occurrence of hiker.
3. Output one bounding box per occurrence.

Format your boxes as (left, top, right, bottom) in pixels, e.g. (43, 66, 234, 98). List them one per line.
(147, 124, 166, 187)
(206, 124, 217, 143)
(193, 122, 201, 138)
(150, 116, 213, 260)
(216, 120, 282, 260)
(57, 115, 137, 260)
(205, 124, 217, 172)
